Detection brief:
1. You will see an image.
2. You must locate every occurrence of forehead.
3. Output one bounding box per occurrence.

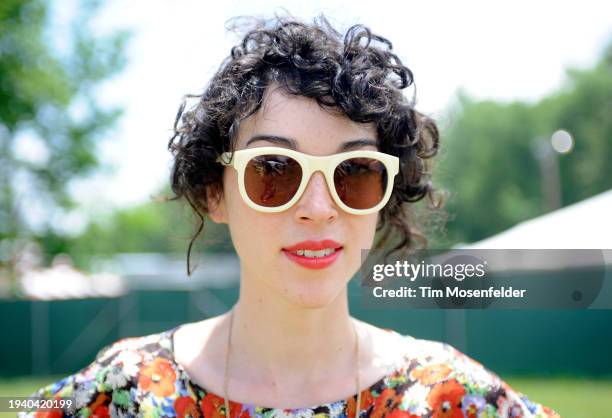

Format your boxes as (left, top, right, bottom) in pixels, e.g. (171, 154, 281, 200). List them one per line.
(234, 87, 377, 151)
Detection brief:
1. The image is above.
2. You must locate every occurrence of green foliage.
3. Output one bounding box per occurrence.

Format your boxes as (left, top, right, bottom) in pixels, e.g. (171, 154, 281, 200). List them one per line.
(436, 42, 612, 245)
(0, 0, 129, 288)
(436, 97, 543, 244)
(66, 196, 233, 270)
(551, 48, 612, 204)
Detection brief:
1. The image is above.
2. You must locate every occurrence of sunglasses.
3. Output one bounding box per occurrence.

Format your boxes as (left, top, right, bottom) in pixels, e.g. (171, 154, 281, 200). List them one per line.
(216, 147, 399, 215)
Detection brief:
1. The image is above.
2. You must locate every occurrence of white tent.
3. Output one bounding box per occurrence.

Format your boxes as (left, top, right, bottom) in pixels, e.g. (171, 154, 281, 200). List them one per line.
(459, 190, 612, 308)
(461, 189, 612, 271)
(20, 260, 127, 300)
(467, 188, 612, 250)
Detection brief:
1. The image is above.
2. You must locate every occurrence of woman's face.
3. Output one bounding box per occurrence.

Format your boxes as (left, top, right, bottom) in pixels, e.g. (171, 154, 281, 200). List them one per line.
(209, 87, 380, 308)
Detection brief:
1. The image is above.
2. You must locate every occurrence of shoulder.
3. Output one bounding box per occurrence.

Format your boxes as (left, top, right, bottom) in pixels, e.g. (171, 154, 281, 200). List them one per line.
(20, 328, 182, 418)
(367, 333, 561, 418)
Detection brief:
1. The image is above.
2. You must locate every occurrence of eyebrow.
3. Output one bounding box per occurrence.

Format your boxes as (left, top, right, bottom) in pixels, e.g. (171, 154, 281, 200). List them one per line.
(245, 135, 377, 151)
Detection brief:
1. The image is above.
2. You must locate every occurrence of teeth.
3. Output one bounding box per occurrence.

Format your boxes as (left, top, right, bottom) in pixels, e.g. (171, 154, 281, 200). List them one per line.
(292, 248, 337, 258)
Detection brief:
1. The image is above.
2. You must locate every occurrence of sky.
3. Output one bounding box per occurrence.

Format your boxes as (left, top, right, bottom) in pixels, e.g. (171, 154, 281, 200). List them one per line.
(51, 0, 611, 233)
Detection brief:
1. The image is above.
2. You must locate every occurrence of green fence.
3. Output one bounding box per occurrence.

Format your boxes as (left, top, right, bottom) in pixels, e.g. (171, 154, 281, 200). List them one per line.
(1, 281, 611, 377)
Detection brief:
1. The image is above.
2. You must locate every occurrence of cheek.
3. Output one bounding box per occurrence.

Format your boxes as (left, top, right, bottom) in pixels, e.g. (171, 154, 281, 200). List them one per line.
(353, 214, 379, 248)
(227, 210, 267, 265)
(344, 214, 379, 275)
(222, 168, 249, 224)
(223, 171, 277, 260)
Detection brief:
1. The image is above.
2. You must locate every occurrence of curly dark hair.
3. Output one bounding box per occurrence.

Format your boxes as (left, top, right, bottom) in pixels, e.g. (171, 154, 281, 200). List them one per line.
(168, 15, 443, 274)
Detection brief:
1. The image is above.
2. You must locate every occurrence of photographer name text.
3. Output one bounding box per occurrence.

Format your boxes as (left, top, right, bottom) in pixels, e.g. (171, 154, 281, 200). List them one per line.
(372, 286, 526, 298)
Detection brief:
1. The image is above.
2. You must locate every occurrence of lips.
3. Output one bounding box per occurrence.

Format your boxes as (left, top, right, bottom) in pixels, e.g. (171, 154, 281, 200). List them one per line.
(282, 239, 343, 270)
(282, 239, 343, 252)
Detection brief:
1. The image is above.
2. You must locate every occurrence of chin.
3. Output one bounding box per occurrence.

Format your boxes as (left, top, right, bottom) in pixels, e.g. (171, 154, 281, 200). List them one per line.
(281, 281, 347, 310)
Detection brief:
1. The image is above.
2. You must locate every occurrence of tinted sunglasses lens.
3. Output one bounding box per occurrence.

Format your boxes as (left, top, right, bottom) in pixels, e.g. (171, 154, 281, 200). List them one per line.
(334, 158, 388, 210)
(244, 155, 302, 207)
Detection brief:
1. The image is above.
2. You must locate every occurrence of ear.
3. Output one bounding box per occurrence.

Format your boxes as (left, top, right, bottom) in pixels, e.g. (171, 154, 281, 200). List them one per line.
(206, 186, 228, 224)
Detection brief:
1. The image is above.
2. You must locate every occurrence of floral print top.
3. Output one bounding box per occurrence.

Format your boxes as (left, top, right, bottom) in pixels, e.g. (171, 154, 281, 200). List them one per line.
(20, 326, 560, 418)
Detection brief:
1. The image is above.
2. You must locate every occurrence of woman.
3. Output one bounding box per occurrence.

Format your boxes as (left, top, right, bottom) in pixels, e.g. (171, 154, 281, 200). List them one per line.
(23, 16, 560, 418)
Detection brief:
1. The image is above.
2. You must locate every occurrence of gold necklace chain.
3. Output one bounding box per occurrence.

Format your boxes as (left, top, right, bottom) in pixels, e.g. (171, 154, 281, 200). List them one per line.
(223, 307, 362, 418)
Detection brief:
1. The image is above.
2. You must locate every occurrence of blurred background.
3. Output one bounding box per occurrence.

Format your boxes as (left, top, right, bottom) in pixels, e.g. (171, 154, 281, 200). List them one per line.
(1, 0, 611, 416)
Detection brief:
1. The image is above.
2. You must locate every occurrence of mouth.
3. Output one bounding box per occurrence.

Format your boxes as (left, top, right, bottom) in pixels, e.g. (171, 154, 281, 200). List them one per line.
(282, 240, 343, 270)
(286, 248, 339, 258)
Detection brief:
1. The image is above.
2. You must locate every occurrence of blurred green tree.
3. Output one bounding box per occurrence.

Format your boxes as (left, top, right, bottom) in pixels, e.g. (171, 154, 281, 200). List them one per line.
(65, 195, 233, 271)
(0, 0, 128, 293)
(436, 41, 612, 245)
(548, 43, 612, 205)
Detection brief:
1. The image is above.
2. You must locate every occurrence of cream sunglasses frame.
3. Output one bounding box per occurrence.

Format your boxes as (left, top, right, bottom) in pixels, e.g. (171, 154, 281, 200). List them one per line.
(216, 146, 399, 215)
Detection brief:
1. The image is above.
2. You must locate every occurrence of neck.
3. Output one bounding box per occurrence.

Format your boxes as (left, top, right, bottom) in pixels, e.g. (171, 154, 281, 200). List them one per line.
(227, 269, 358, 387)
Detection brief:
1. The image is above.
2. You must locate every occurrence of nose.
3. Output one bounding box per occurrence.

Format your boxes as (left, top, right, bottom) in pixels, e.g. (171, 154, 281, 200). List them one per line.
(294, 171, 339, 223)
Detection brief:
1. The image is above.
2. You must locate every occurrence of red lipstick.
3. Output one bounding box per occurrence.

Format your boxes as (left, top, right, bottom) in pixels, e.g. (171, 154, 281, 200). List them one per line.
(283, 240, 342, 252)
(282, 240, 343, 270)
